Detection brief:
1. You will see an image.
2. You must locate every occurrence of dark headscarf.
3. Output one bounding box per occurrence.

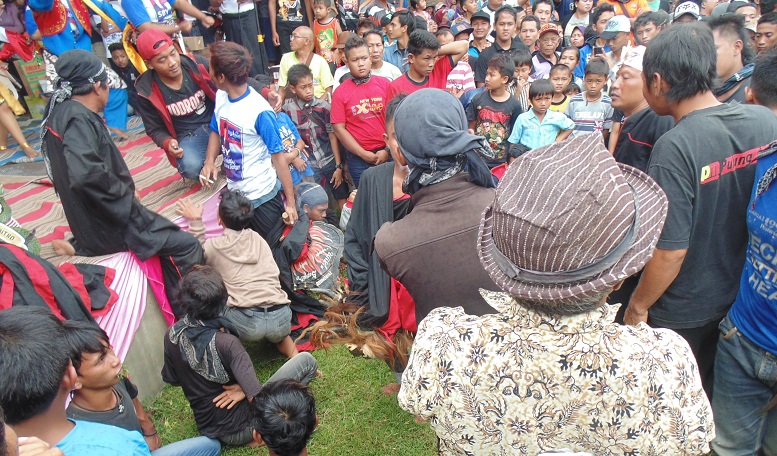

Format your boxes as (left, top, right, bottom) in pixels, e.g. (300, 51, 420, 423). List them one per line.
(394, 89, 497, 194)
(40, 50, 109, 181)
(168, 315, 239, 384)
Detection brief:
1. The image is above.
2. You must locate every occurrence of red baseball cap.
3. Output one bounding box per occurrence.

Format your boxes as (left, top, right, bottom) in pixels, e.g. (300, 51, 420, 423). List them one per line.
(136, 29, 174, 60)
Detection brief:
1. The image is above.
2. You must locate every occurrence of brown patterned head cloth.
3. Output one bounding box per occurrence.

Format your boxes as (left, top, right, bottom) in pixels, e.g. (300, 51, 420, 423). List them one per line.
(477, 134, 668, 302)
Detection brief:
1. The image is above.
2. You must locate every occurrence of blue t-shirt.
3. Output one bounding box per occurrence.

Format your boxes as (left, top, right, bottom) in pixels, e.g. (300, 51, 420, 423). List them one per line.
(121, 0, 174, 27)
(56, 420, 150, 456)
(729, 149, 777, 356)
(276, 112, 314, 186)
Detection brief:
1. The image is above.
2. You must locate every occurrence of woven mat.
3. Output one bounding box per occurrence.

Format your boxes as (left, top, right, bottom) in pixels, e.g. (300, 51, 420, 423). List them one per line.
(0, 116, 225, 264)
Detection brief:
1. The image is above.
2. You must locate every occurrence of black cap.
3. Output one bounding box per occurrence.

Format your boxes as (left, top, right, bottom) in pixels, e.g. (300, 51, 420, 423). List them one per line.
(471, 11, 491, 23)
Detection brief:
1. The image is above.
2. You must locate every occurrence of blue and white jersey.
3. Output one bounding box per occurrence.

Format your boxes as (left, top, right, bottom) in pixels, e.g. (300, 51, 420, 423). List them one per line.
(122, 0, 173, 27)
(210, 87, 285, 201)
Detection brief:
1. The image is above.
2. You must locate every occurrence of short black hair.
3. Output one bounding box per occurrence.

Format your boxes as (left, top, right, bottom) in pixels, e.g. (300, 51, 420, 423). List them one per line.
(643, 22, 717, 102)
(759, 11, 777, 25)
(560, 46, 580, 62)
(751, 49, 777, 110)
(177, 266, 229, 321)
(62, 320, 110, 373)
(709, 13, 756, 66)
(584, 58, 609, 76)
(512, 49, 533, 68)
(529, 78, 554, 98)
(533, 0, 554, 12)
(762, 0, 777, 14)
(436, 28, 454, 39)
(488, 55, 515, 83)
(313, 0, 331, 6)
(591, 3, 616, 26)
(565, 81, 581, 94)
(385, 93, 407, 125)
(521, 14, 540, 30)
(495, 5, 517, 23)
(218, 189, 253, 230)
(253, 379, 316, 456)
(408, 30, 440, 56)
(357, 17, 377, 32)
(108, 42, 126, 54)
(363, 29, 384, 43)
(344, 35, 368, 59)
(287, 64, 314, 87)
(550, 63, 572, 76)
(0, 307, 70, 425)
(634, 11, 663, 30)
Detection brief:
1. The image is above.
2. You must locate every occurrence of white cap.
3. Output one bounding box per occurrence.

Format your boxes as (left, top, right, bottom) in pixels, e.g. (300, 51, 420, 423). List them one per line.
(622, 46, 646, 72)
(599, 15, 631, 40)
(673, 1, 700, 21)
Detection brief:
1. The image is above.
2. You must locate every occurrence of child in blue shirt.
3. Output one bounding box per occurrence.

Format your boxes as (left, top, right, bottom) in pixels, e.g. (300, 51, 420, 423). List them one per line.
(507, 79, 575, 151)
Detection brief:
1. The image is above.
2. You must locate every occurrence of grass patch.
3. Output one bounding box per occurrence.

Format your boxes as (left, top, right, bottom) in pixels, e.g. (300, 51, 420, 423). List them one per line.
(145, 343, 437, 455)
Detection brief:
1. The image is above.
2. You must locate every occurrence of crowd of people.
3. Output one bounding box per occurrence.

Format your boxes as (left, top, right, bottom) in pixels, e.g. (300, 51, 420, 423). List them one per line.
(0, 0, 777, 453)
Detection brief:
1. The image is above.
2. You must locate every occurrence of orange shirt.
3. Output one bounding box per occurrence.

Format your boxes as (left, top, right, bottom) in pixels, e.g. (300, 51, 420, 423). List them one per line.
(598, 0, 650, 18)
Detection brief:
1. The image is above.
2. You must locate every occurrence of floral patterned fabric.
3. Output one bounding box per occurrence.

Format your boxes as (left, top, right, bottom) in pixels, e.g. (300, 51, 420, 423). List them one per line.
(398, 290, 714, 455)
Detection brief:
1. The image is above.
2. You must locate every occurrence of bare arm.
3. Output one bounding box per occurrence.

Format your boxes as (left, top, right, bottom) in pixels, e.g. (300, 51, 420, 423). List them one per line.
(624, 248, 687, 325)
(608, 121, 621, 154)
(131, 397, 161, 451)
(173, 0, 212, 23)
(555, 128, 573, 142)
(439, 39, 469, 66)
(135, 21, 185, 34)
(268, 0, 279, 45)
(271, 152, 298, 224)
(199, 131, 221, 187)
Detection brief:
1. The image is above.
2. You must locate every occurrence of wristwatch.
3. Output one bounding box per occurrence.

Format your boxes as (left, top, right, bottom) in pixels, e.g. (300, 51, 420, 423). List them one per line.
(336, 163, 344, 170)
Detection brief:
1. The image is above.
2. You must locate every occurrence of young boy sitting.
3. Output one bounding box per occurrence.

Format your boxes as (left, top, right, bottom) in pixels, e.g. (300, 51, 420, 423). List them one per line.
(283, 64, 348, 209)
(548, 64, 573, 113)
(467, 55, 523, 168)
(277, 110, 316, 187)
(251, 380, 317, 456)
(565, 58, 613, 138)
(63, 320, 221, 455)
(176, 190, 299, 359)
(507, 79, 575, 150)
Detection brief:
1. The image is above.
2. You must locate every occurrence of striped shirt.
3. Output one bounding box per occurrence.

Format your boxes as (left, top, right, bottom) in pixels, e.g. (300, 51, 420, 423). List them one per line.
(565, 92, 614, 137)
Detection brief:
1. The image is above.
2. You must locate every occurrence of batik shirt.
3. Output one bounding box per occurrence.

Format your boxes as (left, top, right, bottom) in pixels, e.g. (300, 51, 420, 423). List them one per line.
(399, 290, 714, 455)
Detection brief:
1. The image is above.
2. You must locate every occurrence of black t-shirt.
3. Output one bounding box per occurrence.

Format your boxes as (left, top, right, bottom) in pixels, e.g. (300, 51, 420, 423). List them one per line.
(66, 378, 141, 433)
(466, 91, 523, 167)
(613, 107, 674, 172)
(473, 38, 529, 83)
(162, 330, 263, 438)
(156, 70, 214, 136)
(646, 102, 777, 329)
(720, 77, 751, 104)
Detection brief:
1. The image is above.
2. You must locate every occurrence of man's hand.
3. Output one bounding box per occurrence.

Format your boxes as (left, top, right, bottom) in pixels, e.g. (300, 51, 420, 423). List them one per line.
(201, 15, 215, 27)
(330, 168, 344, 188)
(213, 384, 246, 409)
(18, 437, 65, 456)
(176, 197, 204, 220)
(292, 157, 308, 172)
(167, 139, 184, 159)
(273, 31, 280, 46)
(267, 89, 282, 112)
(179, 20, 193, 34)
(143, 433, 162, 451)
(373, 148, 390, 165)
(284, 204, 298, 225)
(623, 305, 648, 326)
(200, 161, 219, 188)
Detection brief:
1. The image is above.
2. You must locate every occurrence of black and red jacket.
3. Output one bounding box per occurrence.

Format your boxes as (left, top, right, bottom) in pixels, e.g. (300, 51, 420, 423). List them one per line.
(135, 55, 217, 168)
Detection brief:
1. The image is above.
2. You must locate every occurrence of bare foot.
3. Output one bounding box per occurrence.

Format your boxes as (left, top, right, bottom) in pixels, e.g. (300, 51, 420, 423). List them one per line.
(381, 383, 400, 395)
(22, 143, 39, 158)
(316, 369, 324, 378)
(109, 127, 129, 140)
(52, 239, 75, 256)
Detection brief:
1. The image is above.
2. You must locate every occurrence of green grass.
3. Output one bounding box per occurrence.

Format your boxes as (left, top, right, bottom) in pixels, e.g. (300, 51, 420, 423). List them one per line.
(145, 343, 437, 455)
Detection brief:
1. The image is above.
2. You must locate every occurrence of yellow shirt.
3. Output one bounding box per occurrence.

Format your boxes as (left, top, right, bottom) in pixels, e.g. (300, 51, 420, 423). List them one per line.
(278, 52, 334, 99)
(550, 94, 570, 113)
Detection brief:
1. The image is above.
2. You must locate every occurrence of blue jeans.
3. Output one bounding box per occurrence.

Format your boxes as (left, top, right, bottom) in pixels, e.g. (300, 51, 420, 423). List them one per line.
(152, 436, 221, 456)
(347, 153, 373, 188)
(712, 314, 777, 456)
(224, 305, 291, 343)
(176, 125, 211, 179)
